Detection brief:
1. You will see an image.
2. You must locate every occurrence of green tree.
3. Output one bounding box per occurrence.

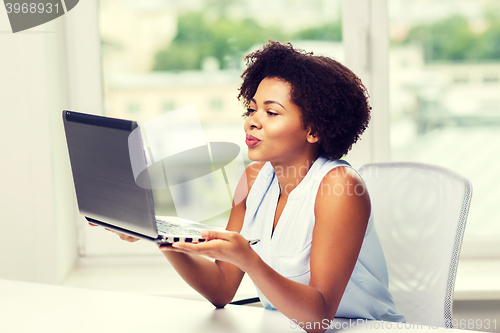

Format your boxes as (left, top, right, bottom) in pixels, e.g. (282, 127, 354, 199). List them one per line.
(153, 12, 280, 71)
(152, 8, 342, 72)
(291, 21, 342, 41)
(153, 12, 212, 71)
(480, 15, 500, 59)
(404, 16, 477, 61)
(400, 14, 500, 62)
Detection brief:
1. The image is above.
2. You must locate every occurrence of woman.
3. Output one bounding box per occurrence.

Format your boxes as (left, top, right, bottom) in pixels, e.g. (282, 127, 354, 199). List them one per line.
(117, 41, 404, 331)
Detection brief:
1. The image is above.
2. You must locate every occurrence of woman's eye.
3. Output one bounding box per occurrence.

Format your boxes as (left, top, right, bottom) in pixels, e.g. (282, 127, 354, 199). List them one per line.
(267, 111, 278, 116)
(243, 108, 256, 117)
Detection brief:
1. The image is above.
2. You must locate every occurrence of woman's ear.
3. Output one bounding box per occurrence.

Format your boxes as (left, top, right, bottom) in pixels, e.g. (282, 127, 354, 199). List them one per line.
(306, 128, 320, 144)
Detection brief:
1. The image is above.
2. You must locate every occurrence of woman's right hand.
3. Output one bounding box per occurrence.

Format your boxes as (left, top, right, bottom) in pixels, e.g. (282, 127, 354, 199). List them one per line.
(88, 222, 140, 242)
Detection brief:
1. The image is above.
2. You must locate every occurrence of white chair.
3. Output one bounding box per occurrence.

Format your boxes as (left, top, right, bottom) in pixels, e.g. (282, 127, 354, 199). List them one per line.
(358, 162, 472, 328)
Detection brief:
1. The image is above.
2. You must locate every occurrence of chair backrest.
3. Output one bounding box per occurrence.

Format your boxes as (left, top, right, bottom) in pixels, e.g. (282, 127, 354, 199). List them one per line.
(358, 162, 472, 328)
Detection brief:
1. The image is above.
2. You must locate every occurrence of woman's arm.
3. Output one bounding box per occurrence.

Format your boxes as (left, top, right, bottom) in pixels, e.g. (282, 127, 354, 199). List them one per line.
(173, 166, 370, 333)
(159, 162, 265, 307)
(159, 200, 245, 307)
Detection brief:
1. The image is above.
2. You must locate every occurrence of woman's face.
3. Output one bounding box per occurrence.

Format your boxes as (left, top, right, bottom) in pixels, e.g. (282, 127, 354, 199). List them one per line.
(244, 77, 317, 164)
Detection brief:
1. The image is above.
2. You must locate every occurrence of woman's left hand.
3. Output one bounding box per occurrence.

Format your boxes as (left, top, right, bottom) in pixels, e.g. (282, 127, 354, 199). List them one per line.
(165, 230, 259, 272)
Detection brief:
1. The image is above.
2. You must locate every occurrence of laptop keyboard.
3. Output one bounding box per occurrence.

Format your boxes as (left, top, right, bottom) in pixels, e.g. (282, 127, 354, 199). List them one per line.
(156, 219, 204, 236)
(155, 218, 259, 245)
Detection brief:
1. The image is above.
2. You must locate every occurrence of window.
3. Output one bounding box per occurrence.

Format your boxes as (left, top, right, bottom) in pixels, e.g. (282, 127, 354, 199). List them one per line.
(388, 0, 500, 257)
(69, 0, 500, 259)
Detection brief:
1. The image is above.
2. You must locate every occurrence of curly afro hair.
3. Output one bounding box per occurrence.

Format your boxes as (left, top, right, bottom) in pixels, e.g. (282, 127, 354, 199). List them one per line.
(238, 41, 371, 160)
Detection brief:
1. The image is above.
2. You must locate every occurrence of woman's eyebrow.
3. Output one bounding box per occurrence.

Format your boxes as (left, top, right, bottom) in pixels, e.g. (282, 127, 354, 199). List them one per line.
(250, 98, 286, 110)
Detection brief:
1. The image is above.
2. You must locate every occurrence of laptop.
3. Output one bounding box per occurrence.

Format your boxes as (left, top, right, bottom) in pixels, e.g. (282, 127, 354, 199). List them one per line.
(63, 110, 259, 246)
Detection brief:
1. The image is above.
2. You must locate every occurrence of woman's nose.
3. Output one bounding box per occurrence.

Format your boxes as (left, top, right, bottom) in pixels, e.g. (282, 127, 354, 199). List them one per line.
(246, 112, 262, 129)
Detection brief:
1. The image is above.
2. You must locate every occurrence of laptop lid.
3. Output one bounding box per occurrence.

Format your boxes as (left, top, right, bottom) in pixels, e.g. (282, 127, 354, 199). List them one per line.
(63, 110, 158, 239)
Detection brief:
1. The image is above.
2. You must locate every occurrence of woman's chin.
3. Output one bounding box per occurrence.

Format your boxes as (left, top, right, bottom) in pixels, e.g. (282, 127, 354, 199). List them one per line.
(247, 152, 265, 162)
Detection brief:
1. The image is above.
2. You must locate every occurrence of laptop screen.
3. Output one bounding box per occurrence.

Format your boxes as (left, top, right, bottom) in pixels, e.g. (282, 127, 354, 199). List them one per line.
(63, 110, 158, 239)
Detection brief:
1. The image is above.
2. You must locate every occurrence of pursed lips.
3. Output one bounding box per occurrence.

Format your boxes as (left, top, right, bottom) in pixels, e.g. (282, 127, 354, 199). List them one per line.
(245, 134, 261, 147)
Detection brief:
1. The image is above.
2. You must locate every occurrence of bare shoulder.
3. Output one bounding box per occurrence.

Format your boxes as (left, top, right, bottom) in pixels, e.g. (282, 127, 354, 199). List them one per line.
(322, 166, 364, 187)
(314, 166, 371, 226)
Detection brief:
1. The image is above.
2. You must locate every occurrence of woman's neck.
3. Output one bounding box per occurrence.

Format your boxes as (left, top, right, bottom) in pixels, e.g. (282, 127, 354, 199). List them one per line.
(270, 152, 320, 196)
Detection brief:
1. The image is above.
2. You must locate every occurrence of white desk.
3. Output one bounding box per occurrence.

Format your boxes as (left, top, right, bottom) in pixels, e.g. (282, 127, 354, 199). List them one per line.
(0, 279, 294, 333)
(0, 279, 485, 333)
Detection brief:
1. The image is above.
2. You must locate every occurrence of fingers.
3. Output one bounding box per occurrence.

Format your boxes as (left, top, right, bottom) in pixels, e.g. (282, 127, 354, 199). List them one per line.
(108, 229, 140, 242)
(163, 239, 224, 254)
(158, 231, 239, 255)
(87, 223, 139, 242)
(170, 241, 208, 252)
(117, 233, 140, 242)
(161, 233, 251, 269)
(158, 244, 177, 252)
(158, 243, 203, 255)
(200, 229, 232, 241)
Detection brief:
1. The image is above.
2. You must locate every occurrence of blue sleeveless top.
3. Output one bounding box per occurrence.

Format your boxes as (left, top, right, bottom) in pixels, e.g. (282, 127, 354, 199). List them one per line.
(240, 157, 405, 322)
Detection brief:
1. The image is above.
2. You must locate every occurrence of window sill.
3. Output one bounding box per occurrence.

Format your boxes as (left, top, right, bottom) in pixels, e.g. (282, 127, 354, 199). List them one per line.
(454, 259, 500, 301)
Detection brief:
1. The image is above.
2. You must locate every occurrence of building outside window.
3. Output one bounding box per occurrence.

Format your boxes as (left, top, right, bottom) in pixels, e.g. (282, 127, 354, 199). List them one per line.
(388, 0, 500, 256)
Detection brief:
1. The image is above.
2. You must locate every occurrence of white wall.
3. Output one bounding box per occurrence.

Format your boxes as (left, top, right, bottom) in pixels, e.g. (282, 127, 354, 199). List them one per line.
(343, 0, 390, 168)
(0, 9, 77, 283)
